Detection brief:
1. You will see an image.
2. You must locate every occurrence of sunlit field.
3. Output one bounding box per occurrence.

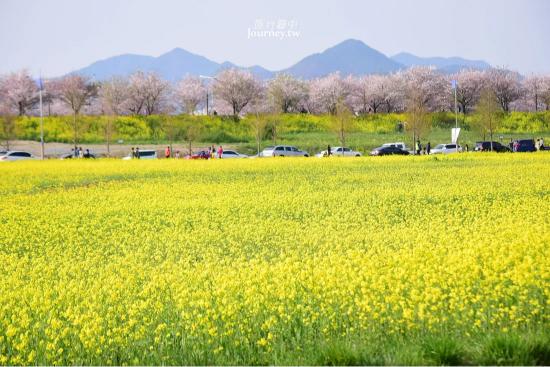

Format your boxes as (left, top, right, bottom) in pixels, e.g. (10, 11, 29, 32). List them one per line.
(0, 154, 549, 365)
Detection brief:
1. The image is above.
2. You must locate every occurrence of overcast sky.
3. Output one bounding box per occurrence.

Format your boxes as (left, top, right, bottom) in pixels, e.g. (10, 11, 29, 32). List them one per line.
(1, 0, 549, 77)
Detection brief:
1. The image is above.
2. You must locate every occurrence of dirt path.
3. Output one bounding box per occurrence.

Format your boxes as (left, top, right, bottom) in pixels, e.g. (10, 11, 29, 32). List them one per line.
(4, 141, 236, 158)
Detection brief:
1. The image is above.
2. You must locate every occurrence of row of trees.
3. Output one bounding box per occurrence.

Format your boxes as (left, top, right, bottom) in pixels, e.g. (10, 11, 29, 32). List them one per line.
(2, 67, 550, 118)
(1, 67, 549, 151)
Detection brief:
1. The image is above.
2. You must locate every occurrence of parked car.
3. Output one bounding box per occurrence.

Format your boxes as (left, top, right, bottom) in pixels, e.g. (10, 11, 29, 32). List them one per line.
(0, 151, 36, 161)
(187, 150, 210, 160)
(316, 147, 362, 157)
(369, 146, 410, 156)
(382, 142, 410, 151)
(122, 150, 158, 160)
(474, 141, 510, 152)
(429, 143, 462, 154)
(261, 145, 309, 157)
(512, 139, 537, 152)
(221, 150, 248, 159)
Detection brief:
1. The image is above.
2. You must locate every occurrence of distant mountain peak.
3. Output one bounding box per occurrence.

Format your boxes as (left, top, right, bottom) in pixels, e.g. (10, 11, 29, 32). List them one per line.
(69, 40, 492, 81)
(391, 52, 490, 73)
(282, 39, 403, 78)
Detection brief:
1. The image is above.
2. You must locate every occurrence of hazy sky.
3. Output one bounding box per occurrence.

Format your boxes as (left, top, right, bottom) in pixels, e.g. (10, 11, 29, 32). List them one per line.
(1, 0, 549, 77)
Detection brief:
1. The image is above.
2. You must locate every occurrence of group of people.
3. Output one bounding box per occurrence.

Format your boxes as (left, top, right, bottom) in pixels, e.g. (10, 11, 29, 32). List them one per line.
(129, 145, 226, 159)
(207, 145, 224, 159)
(510, 137, 545, 152)
(130, 147, 142, 159)
(71, 147, 92, 158)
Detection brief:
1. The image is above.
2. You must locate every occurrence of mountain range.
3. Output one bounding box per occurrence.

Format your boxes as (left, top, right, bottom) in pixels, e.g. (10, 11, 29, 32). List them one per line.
(72, 39, 491, 81)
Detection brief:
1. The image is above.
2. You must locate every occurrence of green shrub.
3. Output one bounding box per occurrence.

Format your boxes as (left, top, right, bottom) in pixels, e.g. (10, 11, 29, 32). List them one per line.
(11, 112, 550, 144)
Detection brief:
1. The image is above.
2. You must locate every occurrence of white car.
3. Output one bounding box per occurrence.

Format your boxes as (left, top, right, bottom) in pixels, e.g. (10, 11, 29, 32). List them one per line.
(261, 145, 309, 157)
(316, 147, 362, 157)
(122, 150, 158, 160)
(430, 143, 463, 154)
(221, 150, 248, 159)
(0, 151, 36, 161)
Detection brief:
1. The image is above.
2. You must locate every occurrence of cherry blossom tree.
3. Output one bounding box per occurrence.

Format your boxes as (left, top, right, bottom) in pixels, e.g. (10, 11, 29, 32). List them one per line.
(267, 73, 308, 113)
(542, 76, 550, 111)
(55, 74, 98, 148)
(308, 73, 352, 115)
(213, 68, 263, 119)
(486, 68, 522, 112)
(522, 75, 546, 112)
(402, 66, 448, 112)
(350, 74, 388, 114)
(452, 69, 487, 114)
(0, 70, 38, 116)
(382, 72, 406, 113)
(126, 71, 170, 115)
(143, 73, 170, 115)
(126, 72, 147, 115)
(175, 76, 206, 115)
(100, 77, 128, 115)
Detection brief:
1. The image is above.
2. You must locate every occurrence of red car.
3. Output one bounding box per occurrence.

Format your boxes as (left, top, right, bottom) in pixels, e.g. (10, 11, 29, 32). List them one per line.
(187, 150, 210, 159)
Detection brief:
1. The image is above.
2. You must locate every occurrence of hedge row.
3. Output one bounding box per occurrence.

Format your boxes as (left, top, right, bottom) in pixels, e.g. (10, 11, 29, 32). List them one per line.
(9, 112, 550, 144)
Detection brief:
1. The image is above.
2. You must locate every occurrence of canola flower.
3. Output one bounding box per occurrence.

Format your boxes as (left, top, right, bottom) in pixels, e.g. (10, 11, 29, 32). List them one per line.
(0, 154, 548, 365)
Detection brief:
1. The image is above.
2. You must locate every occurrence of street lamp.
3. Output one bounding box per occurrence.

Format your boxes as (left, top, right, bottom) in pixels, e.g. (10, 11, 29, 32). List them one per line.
(199, 75, 217, 115)
(37, 74, 45, 160)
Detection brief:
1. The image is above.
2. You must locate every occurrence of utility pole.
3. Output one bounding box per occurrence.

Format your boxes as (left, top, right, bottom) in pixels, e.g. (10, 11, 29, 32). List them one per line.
(452, 79, 459, 152)
(200, 75, 217, 116)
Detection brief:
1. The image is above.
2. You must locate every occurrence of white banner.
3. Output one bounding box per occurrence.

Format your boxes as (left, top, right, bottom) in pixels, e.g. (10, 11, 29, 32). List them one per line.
(451, 128, 461, 144)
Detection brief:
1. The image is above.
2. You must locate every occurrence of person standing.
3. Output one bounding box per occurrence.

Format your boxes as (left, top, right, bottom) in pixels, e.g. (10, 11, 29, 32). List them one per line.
(78, 147, 84, 158)
(416, 140, 421, 155)
(135, 147, 140, 159)
(211, 145, 216, 159)
(217, 145, 223, 159)
(165, 146, 171, 159)
(175, 150, 180, 159)
(131, 147, 135, 159)
(327, 145, 332, 157)
(426, 142, 431, 155)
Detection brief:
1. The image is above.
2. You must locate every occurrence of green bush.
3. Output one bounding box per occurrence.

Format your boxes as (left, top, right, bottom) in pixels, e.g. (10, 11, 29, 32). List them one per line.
(11, 112, 550, 144)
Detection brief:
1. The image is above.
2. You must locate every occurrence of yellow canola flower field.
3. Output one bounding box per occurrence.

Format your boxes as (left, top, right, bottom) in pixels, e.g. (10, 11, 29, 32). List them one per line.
(0, 154, 549, 365)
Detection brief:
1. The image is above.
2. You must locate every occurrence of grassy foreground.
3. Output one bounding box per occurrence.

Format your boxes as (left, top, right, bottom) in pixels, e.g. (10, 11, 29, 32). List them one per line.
(0, 154, 549, 365)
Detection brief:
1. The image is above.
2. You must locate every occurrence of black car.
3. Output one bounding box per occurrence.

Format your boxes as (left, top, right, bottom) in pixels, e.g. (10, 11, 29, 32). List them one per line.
(474, 141, 510, 152)
(370, 146, 410, 156)
(512, 139, 537, 152)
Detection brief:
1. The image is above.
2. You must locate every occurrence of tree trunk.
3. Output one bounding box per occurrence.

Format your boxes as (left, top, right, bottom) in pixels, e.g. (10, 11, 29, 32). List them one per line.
(73, 111, 78, 150)
(490, 126, 494, 151)
(106, 117, 112, 157)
